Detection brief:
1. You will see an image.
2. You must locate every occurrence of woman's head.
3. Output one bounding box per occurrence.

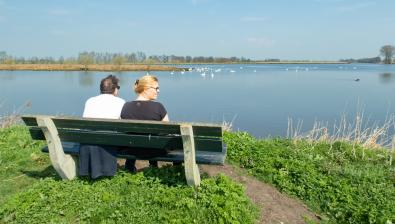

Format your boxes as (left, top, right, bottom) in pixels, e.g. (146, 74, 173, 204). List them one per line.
(134, 74, 160, 100)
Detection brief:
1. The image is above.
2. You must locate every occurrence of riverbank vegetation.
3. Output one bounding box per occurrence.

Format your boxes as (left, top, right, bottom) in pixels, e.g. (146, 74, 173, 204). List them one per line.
(1, 122, 395, 223)
(225, 132, 395, 223)
(1, 44, 394, 67)
(0, 126, 257, 223)
(0, 64, 187, 72)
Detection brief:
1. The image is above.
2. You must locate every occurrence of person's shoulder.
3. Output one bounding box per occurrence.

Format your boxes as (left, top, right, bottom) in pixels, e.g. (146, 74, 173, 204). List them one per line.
(113, 96, 126, 104)
(85, 95, 99, 104)
(123, 100, 135, 106)
(151, 101, 166, 112)
(151, 101, 163, 105)
(148, 101, 165, 107)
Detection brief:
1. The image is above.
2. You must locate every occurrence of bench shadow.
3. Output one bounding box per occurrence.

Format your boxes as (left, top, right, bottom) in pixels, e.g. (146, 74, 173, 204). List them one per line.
(21, 165, 60, 180)
(140, 165, 189, 186)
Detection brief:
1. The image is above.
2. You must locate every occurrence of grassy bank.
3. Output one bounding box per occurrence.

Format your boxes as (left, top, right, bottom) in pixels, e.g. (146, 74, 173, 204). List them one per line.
(225, 132, 395, 223)
(0, 64, 188, 71)
(2, 125, 395, 223)
(0, 126, 257, 223)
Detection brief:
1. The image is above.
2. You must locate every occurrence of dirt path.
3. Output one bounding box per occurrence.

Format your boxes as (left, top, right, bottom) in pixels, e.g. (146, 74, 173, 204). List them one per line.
(132, 161, 319, 223)
(200, 164, 320, 224)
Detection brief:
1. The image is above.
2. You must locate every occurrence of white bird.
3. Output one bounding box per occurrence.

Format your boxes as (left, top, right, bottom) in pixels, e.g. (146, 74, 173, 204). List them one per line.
(201, 72, 206, 77)
(211, 72, 214, 78)
(230, 70, 236, 73)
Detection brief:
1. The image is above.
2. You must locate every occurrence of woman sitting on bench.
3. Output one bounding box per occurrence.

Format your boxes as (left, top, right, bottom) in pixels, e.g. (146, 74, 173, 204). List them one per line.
(120, 74, 171, 172)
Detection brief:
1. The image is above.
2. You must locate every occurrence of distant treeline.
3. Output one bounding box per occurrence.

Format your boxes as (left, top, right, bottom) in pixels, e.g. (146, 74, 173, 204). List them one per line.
(1, 50, 392, 65)
(339, 56, 382, 64)
(0, 51, 255, 65)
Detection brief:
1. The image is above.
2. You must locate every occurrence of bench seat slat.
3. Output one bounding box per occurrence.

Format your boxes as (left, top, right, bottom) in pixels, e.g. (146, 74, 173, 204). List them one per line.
(28, 128, 223, 152)
(53, 119, 181, 135)
(41, 142, 226, 165)
(22, 116, 223, 137)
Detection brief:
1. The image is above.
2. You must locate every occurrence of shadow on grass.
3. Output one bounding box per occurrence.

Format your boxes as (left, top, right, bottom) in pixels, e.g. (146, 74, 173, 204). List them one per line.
(21, 166, 60, 180)
(141, 165, 189, 186)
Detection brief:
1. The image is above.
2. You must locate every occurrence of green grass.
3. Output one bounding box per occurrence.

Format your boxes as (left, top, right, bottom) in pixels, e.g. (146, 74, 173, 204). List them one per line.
(224, 131, 395, 224)
(0, 126, 258, 223)
(0, 126, 54, 204)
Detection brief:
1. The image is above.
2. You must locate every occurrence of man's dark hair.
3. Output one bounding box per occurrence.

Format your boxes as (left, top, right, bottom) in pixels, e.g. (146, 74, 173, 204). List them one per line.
(100, 75, 119, 94)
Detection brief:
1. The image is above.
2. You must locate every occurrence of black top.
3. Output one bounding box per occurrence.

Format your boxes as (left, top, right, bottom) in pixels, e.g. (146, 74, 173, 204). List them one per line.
(121, 100, 167, 121)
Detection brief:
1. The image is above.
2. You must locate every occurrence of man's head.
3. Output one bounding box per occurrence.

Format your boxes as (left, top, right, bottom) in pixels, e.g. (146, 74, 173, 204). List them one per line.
(100, 74, 120, 95)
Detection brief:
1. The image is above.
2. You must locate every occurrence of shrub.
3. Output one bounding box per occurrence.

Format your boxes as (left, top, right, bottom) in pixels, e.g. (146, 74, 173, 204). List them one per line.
(225, 131, 395, 224)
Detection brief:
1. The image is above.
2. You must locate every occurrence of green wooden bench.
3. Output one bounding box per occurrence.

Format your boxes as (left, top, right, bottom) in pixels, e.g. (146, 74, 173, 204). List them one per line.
(22, 115, 226, 186)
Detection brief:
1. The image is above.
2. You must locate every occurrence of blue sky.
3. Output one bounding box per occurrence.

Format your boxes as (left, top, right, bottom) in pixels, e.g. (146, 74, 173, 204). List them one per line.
(0, 0, 394, 60)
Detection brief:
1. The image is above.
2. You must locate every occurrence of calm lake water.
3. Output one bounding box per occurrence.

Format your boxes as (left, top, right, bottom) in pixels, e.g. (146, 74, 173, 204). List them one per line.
(1, 64, 395, 138)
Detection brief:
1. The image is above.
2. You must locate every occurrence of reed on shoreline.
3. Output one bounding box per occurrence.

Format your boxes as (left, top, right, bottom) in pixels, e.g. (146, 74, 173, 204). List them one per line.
(287, 111, 395, 150)
(0, 64, 188, 72)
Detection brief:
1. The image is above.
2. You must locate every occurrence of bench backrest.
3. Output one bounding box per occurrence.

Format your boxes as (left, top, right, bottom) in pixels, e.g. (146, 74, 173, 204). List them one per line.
(22, 116, 224, 152)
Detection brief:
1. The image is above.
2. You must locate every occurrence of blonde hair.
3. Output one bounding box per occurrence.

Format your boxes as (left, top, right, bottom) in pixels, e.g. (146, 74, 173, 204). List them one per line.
(134, 75, 158, 94)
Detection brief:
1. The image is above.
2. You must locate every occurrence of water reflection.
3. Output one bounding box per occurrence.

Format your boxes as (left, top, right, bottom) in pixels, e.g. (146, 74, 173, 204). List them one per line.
(63, 71, 76, 84)
(379, 73, 395, 84)
(1, 64, 395, 138)
(78, 72, 94, 86)
(0, 72, 16, 80)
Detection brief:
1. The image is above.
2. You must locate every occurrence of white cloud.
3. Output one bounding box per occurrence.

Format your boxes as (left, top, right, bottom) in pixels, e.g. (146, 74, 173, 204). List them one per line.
(240, 17, 266, 22)
(247, 37, 275, 48)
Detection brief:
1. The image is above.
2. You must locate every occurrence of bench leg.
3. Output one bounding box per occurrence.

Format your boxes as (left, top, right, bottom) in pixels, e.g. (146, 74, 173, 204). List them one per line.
(180, 124, 201, 187)
(36, 116, 77, 180)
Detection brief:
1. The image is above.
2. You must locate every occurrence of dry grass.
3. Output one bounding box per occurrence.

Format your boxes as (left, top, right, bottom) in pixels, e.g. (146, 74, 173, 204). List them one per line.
(0, 101, 31, 128)
(222, 115, 238, 132)
(0, 64, 187, 71)
(287, 111, 395, 150)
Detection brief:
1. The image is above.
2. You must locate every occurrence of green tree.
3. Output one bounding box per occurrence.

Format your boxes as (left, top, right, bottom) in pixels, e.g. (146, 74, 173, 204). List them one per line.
(380, 45, 395, 64)
(0, 51, 6, 64)
(78, 52, 94, 70)
(4, 56, 15, 64)
(112, 55, 125, 70)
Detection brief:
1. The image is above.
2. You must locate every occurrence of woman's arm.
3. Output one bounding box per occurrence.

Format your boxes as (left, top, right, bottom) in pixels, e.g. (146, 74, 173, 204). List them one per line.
(162, 114, 169, 122)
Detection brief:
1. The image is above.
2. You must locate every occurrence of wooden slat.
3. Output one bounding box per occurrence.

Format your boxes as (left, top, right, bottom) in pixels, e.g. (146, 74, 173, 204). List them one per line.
(28, 127, 223, 152)
(52, 118, 181, 135)
(29, 128, 45, 140)
(193, 126, 222, 137)
(180, 124, 201, 186)
(59, 130, 181, 149)
(53, 118, 222, 137)
(22, 115, 223, 137)
(42, 144, 226, 165)
(22, 116, 38, 126)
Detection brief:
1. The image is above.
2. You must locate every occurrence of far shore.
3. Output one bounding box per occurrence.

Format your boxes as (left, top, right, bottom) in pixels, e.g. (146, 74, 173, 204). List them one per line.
(0, 61, 355, 72)
(0, 64, 189, 72)
(0, 61, 354, 72)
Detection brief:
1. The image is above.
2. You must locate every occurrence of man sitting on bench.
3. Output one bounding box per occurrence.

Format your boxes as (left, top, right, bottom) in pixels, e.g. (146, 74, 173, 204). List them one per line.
(79, 74, 125, 179)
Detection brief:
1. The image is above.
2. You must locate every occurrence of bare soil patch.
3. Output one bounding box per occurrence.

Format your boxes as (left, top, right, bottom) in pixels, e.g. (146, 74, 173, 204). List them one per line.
(200, 164, 320, 224)
(129, 160, 320, 224)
